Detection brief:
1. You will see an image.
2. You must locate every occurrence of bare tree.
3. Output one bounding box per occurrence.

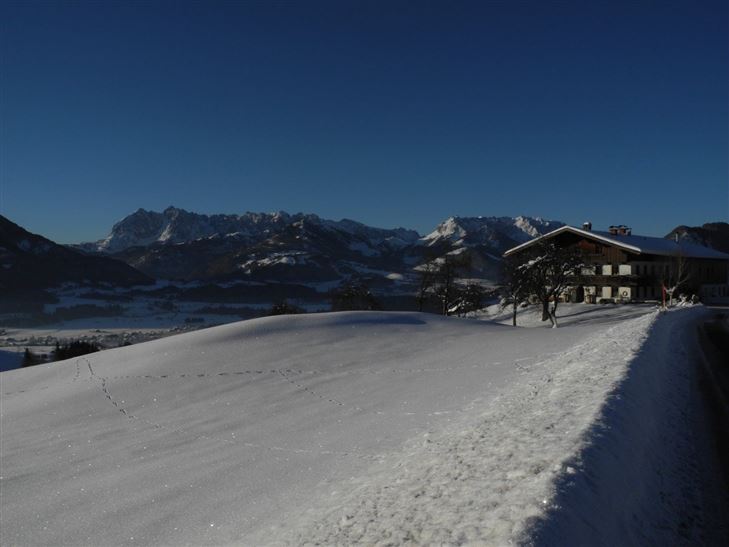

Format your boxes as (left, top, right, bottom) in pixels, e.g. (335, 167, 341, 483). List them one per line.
(660, 251, 691, 308)
(434, 256, 456, 315)
(415, 252, 474, 316)
(451, 283, 487, 317)
(434, 253, 472, 315)
(500, 255, 530, 326)
(415, 258, 439, 312)
(517, 240, 583, 328)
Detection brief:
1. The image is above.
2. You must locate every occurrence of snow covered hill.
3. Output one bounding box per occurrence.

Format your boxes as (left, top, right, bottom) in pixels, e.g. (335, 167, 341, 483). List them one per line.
(2, 305, 723, 545)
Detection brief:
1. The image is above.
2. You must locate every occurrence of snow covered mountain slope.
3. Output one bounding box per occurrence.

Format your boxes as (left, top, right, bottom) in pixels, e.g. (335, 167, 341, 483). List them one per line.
(2, 305, 721, 545)
(75, 207, 422, 284)
(421, 215, 564, 249)
(415, 215, 565, 281)
(78, 207, 305, 253)
(75, 207, 562, 285)
(79, 206, 420, 255)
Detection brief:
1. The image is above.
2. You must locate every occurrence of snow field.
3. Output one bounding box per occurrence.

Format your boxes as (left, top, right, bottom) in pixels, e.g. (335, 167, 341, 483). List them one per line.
(288, 309, 664, 545)
(1, 305, 717, 545)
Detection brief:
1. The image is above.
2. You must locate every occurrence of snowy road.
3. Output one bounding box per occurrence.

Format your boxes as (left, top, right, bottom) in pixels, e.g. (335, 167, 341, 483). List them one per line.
(0, 305, 711, 545)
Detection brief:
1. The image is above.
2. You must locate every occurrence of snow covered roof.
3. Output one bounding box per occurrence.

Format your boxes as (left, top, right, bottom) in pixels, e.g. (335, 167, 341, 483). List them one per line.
(503, 225, 729, 260)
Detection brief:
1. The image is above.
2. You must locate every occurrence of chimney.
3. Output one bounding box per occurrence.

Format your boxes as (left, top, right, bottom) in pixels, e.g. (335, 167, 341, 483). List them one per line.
(609, 225, 632, 236)
(582, 221, 592, 231)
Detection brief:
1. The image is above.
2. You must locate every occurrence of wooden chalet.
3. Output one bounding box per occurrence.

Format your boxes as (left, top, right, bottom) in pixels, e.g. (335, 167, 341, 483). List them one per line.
(503, 223, 729, 304)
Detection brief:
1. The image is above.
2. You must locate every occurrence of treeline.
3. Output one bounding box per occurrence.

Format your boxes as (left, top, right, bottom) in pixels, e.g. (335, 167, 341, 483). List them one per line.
(22, 341, 100, 367)
(270, 267, 492, 317)
(1, 304, 124, 327)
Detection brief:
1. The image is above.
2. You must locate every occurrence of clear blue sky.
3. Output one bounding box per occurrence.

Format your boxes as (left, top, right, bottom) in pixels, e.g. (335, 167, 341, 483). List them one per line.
(2, 0, 727, 243)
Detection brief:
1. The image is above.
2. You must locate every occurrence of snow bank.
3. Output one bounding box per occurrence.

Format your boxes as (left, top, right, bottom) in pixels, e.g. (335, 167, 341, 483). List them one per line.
(479, 301, 657, 328)
(522, 305, 726, 546)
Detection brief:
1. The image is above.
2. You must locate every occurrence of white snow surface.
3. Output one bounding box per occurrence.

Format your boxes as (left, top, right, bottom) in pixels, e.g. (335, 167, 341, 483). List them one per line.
(0, 305, 720, 545)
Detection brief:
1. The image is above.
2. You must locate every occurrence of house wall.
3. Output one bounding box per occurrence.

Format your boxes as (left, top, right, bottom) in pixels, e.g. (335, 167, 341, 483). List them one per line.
(551, 233, 729, 303)
(700, 284, 729, 305)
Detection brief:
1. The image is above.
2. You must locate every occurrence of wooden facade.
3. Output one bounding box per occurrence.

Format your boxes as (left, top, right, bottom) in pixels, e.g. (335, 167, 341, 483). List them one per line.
(504, 226, 729, 304)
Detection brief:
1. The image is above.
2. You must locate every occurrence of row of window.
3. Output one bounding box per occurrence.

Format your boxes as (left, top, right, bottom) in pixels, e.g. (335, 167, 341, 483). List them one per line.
(582, 264, 663, 276)
(585, 284, 729, 300)
(582, 263, 722, 279)
(582, 285, 659, 299)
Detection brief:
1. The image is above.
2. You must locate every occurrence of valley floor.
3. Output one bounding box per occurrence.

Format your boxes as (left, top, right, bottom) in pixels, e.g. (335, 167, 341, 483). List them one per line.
(1, 304, 725, 545)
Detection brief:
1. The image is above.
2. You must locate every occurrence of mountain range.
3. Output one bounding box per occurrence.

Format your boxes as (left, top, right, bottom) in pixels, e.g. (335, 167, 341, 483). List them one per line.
(5, 210, 727, 298)
(73, 207, 564, 286)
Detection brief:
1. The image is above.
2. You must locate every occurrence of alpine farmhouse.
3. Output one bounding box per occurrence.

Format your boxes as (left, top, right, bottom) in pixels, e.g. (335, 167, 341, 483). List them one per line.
(503, 224, 729, 305)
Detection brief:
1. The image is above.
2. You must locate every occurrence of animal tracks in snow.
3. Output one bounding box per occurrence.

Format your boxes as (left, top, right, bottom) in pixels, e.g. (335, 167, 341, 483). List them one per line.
(79, 358, 387, 462)
(277, 368, 346, 407)
(4, 348, 567, 467)
(2, 351, 555, 397)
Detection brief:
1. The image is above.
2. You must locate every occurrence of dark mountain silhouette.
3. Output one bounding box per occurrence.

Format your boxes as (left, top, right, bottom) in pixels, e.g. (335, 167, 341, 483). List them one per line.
(666, 222, 729, 254)
(0, 215, 152, 290)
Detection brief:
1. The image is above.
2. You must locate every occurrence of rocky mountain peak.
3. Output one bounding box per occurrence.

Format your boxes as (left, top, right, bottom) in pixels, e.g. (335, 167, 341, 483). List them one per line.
(422, 215, 563, 248)
(74, 208, 566, 284)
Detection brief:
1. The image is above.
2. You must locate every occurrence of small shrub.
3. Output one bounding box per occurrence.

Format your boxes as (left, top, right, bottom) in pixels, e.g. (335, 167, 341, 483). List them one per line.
(269, 301, 305, 316)
(22, 348, 41, 367)
(331, 282, 381, 311)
